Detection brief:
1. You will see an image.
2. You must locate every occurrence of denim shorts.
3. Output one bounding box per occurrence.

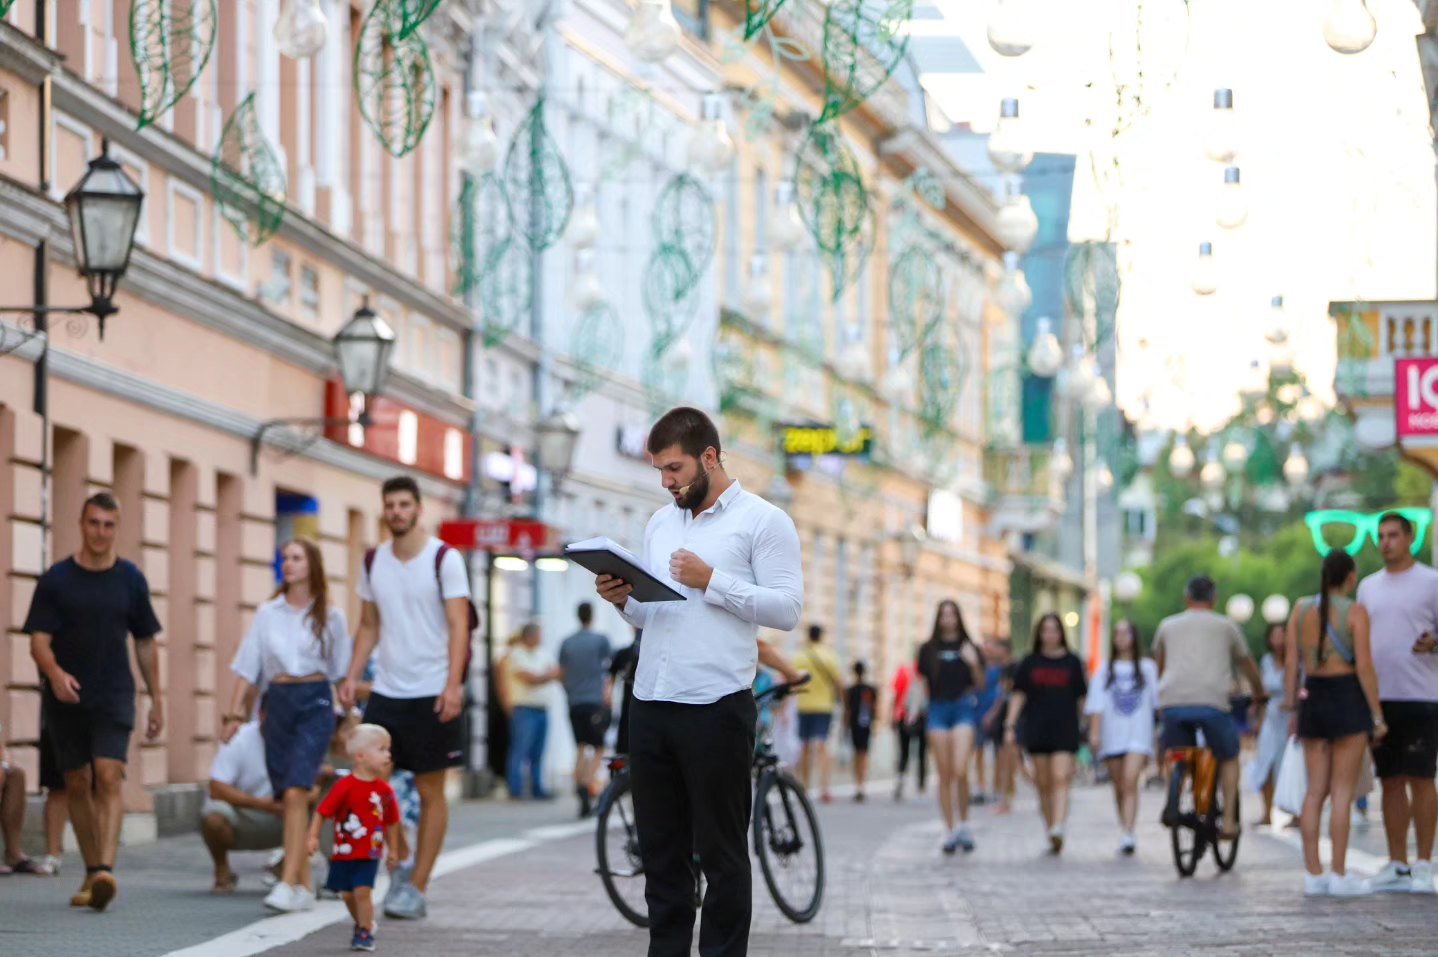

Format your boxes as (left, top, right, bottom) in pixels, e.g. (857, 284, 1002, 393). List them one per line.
(324, 858, 380, 893)
(798, 711, 833, 742)
(1160, 706, 1240, 761)
(927, 696, 981, 732)
(261, 679, 334, 795)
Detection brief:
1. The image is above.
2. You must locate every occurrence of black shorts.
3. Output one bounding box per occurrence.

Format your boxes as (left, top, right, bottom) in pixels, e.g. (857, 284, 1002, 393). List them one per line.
(39, 720, 65, 791)
(849, 726, 872, 753)
(569, 704, 611, 749)
(324, 858, 380, 893)
(363, 692, 463, 775)
(1373, 700, 1438, 780)
(1020, 716, 1079, 756)
(42, 697, 133, 774)
(1298, 674, 1373, 741)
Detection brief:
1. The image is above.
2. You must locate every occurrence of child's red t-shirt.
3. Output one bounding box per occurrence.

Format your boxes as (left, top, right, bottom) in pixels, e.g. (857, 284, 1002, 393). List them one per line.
(318, 774, 399, 862)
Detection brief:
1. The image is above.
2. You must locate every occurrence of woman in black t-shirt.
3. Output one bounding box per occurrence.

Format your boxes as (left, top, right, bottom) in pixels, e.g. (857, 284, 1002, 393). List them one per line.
(1004, 613, 1087, 855)
(916, 600, 986, 854)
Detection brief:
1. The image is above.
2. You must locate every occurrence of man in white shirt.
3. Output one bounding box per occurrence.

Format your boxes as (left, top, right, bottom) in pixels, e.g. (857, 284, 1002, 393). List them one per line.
(200, 719, 284, 893)
(597, 407, 803, 957)
(339, 475, 473, 919)
(1355, 512, 1438, 894)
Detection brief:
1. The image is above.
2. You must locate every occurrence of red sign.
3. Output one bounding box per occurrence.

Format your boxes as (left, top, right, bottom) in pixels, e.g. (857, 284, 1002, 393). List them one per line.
(324, 381, 472, 484)
(1396, 358, 1438, 441)
(439, 519, 560, 555)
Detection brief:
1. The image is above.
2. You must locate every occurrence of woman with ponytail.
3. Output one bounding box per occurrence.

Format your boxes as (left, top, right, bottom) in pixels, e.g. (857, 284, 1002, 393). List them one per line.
(1284, 548, 1386, 897)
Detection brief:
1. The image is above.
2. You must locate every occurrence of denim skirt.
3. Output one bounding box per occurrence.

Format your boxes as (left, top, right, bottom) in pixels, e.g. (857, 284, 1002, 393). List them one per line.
(261, 679, 334, 795)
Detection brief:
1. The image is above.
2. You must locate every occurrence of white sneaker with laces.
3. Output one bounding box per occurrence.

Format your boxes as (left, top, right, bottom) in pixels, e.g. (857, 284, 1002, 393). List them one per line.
(1119, 833, 1137, 856)
(1369, 860, 1413, 893)
(1302, 872, 1331, 896)
(1329, 872, 1372, 897)
(263, 882, 299, 912)
(1410, 860, 1436, 894)
(290, 886, 316, 911)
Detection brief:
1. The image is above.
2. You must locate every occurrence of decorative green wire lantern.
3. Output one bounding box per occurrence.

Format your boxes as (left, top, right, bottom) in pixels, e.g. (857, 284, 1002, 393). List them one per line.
(477, 237, 532, 348)
(827, 207, 875, 301)
(652, 173, 716, 276)
(643, 244, 700, 350)
(130, 0, 217, 130)
(395, 0, 444, 38)
(743, 0, 790, 39)
(918, 343, 962, 437)
(212, 93, 287, 246)
(793, 123, 869, 255)
(818, 0, 915, 123)
(568, 303, 626, 402)
(354, 0, 438, 158)
(503, 100, 575, 251)
(888, 247, 945, 359)
(643, 339, 689, 416)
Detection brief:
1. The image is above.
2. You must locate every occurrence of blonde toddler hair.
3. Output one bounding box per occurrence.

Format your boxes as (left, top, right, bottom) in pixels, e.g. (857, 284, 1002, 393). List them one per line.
(346, 722, 391, 758)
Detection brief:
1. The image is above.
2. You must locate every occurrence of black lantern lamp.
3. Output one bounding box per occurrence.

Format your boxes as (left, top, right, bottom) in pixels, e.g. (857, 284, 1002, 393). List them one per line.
(63, 150, 145, 337)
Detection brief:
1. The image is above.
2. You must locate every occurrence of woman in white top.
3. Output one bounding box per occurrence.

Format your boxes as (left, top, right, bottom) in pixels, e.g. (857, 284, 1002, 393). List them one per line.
(1085, 619, 1159, 856)
(1249, 624, 1291, 826)
(221, 539, 350, 913)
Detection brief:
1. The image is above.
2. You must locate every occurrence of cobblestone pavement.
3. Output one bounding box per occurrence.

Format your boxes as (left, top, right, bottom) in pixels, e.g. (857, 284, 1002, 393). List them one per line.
(4, 779, 1436, 956)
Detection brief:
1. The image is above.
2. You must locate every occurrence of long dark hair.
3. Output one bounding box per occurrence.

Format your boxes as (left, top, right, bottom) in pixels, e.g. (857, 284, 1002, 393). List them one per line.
(274, 538, 332, 658)
(1032, 612, 1068, 654)
(1317, 549, 1357, 663)
(1107, 619, 1144, 689)
(929, 599, 973, 649)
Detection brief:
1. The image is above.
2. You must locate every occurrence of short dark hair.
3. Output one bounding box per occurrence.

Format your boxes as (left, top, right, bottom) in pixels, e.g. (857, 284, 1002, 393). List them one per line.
(1379, 511, 1414, 536)
(1185, 575, 1217, 604)
(647, 407, 722, 460)
(577, 601, 594, 625)
(808, 624, 823, 642)
(852, 660, 867, 678)
(381, 475, 421, 503)
(82, 491, 120, 517)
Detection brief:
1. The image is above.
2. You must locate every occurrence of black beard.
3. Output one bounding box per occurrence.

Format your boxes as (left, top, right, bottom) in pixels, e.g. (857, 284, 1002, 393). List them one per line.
(675, 469, 711, 511)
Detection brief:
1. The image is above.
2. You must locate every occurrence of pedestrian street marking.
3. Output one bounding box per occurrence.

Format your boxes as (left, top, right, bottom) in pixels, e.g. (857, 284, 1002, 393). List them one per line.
(522, 821, 595, 841)
(841, 941, 1010, 952)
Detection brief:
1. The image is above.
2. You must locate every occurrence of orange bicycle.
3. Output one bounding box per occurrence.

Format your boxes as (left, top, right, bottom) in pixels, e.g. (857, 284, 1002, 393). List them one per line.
(1162, 745, 1240, 877)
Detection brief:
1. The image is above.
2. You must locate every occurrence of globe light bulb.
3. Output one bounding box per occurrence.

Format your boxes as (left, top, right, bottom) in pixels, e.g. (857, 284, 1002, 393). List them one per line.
(987, 0, 1034, 57)
(1113, 571, 1142, 603)
(837, 336, 870, 381)
(987, 98, 1032, 174)
(1222, 438, 1246, 472)
(275, 0, 328, 60)
(569, 198, 600, 250)
(670, 335, 694, 365)
(742, 254, 772, 317)
(1216, 166, 1247, 229)
(1265, 295, 1288, 345)
(996, 188, 1039, 253)
(996, 263, 1033, 316)
(1096, 463, 1115, 491)
(1083, 372, 1112, 412)
(1261, 594, 1291, 625)
(1200, 458, 1225, 490)
(1191, 242, 1217, 296)
(1283, 443, 1309, 484)
(1226, 594, 1255, 624)
(627, 0, 682, 64)
(1169, 437, 1195, 478)
(1203, 89, 1237, 163)
(884, 364, 914, 403)
(574, 268, 605, 313)
(1026, 316, 1063, 378)
(1324, 0, 1377, 55)
(1049, 439, 1074, 484)
(459, 116, 499, 176)
(688, 94, 734, 174)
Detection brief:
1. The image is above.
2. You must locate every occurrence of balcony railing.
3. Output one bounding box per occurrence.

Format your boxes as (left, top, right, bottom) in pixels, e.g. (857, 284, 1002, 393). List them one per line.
(984, 446, 1065, 536)
(1331, 300, 1438, 400)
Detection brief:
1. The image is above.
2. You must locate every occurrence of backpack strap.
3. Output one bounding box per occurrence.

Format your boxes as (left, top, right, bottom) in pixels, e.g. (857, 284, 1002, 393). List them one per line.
(363, 548, 376, 588)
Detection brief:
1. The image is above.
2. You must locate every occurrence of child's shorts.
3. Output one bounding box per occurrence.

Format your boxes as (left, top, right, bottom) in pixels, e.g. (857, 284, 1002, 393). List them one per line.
(325, 859, 380, 893)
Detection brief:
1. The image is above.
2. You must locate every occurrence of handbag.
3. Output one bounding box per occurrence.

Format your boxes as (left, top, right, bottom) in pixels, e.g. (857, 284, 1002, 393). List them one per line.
(1273, 735, 1307, 815)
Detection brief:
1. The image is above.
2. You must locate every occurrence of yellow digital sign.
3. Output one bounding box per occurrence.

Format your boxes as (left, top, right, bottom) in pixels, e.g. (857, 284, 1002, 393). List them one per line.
(780, 424, 874, 458)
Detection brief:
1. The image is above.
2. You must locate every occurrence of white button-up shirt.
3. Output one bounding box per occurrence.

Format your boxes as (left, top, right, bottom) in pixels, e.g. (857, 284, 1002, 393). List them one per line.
(620, 481, 804, 705)
(232, 596, 352, 688)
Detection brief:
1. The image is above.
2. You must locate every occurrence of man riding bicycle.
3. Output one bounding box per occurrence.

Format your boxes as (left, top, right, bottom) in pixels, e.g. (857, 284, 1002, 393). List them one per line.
(1154, 576, 1268, 841)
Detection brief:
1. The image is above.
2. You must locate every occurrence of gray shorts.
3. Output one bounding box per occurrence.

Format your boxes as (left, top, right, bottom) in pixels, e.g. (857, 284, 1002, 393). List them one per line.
(200, 798, 284, 851)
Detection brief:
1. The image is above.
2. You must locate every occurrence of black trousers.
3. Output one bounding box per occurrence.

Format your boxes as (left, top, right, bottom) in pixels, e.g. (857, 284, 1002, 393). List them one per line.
(630, 690, 757, 957)
(897, 716, 927, 790)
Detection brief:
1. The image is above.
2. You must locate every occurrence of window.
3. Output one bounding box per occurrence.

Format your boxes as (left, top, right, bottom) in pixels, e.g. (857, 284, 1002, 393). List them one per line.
(397, 411, 419, 464)
(443, 428, 464, 480)
(261, 250, 293, 305)
(167, 180, 206, 271)
(299, 265, 320, 321)
(673, 0, 711, 43)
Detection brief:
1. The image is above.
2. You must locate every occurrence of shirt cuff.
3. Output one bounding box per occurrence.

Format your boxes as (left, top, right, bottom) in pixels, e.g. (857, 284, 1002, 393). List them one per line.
(703, 569, 735, 607)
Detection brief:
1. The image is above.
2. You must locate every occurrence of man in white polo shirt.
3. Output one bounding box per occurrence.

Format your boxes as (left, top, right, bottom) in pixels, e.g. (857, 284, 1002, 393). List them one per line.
(597, 407, 803, 957)
(200, 718, 283, 894)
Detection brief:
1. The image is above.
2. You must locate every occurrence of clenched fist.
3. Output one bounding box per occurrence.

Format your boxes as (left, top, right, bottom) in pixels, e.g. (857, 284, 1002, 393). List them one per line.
(669, 549, 714, 591)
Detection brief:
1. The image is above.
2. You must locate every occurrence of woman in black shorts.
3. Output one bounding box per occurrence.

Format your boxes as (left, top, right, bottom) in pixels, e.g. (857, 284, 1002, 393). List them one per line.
(844, 661, 877, 802)
(1004, 613, 1087, 855)
(1284, 549, 1386, 897)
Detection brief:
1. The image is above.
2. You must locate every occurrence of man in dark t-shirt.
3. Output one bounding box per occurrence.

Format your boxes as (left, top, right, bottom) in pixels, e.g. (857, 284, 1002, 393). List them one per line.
(25, 492, 162, 912)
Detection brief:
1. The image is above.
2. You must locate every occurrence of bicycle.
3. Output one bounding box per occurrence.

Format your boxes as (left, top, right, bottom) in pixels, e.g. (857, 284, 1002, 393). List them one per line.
(594, 675, 826, 927)
(1161, 745, 1240, 877)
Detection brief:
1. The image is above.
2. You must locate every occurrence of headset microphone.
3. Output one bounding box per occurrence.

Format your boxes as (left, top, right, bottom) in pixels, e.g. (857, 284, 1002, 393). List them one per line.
(674, 465, 714, 498)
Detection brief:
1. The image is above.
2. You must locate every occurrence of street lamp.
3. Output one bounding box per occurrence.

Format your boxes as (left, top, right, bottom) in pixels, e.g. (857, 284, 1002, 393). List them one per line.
(536, 407, 582, 487)
(249, 301, 396, 473)
(896, 525, 926, 577)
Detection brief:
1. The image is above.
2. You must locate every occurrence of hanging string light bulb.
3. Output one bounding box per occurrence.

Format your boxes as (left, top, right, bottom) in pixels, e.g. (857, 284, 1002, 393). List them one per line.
(1265, 295, 1288, 346)
(996, 181, 1039, 253)
(987, 0, 1034, 56)
(1049, 438, 1074, 484)
(569, 193, 600, 250)
(1169, 436, 1195, 477)
(1283, 443, 1310, 484)
(742, 253, 772, 317)
(459, 93, 499, 176)
(1096, 463, 1115, 491)
(1203, 89, 1237, 163)
(837, 331, 870, 381)
(1324, 0, 1377, 54)
(274, 0, 328, 60)
(769, 182, 806, 252)
(574, 254, 605, 313)
(1191, 242, 1217, 295)
(1215, 167, 1247, 229)
(996, 253, 1032, 315)
(688, 93, 735, 175)
(626, 0, 682, 64)
(1026, 316, 1063, 378)
(987, 98, 1032, 174)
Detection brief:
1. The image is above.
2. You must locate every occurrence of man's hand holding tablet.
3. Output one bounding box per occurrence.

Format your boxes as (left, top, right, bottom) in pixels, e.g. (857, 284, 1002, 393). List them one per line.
(596, 574, 633, 608)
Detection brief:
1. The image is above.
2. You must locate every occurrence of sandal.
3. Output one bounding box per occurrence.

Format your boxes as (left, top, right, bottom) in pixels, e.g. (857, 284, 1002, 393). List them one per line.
(211, 872, 238, 894)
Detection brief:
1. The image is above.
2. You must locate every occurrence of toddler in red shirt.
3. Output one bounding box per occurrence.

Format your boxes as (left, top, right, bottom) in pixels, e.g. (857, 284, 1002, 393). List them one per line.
(307, 723, 405, 952)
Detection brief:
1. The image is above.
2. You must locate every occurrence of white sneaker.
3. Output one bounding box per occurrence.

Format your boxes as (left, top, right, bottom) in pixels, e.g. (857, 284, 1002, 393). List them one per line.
(1119, 833, 1137, 856)
(1411, 860, 1436, 894)
(39, 854, 61, 876)
(1303, 872, 1331, 896)
(1369, 860, 1414, 893)
(263, 882, 298, 912)
(955, 826, 976, 853)
(1329, 872, 1372, 897)
(290, 886, 316, 911)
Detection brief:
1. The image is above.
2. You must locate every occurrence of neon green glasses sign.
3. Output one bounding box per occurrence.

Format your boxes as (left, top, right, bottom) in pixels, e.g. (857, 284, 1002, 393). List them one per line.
(1304, 508, 1433, 556)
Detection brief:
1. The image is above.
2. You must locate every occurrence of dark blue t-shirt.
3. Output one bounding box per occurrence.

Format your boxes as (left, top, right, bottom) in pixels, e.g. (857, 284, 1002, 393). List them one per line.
(23, 557, 162, 712)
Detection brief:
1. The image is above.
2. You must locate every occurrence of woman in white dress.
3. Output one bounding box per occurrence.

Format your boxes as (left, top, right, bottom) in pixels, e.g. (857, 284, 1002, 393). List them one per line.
(1085, 619, 1159, 856)
(1249, 624, 1290, 826)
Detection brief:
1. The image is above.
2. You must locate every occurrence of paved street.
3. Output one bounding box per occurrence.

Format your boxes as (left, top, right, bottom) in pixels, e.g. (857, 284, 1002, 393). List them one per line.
(4, 776, 1435, 956)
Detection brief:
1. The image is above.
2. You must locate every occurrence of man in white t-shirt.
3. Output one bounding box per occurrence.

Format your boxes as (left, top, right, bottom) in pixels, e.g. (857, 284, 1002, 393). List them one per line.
(200, 719, 283, 893)
(339, 475, 472, 919)
(1354, 511, 1438, 894)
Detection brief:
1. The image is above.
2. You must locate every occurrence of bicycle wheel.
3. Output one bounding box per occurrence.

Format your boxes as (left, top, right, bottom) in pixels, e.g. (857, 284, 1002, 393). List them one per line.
(1166, 761, 1203, 878)
(595, 773, 649, 928)
(753, 769, 825, 923)
(1212, 791, 1241, 872)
